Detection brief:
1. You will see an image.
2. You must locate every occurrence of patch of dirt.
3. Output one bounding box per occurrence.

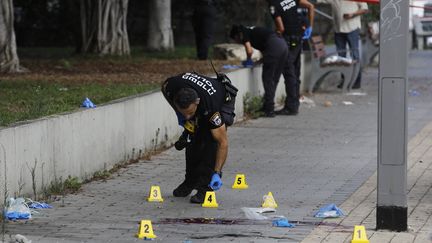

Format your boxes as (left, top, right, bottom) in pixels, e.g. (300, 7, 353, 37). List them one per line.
(2, 59, 238, 85)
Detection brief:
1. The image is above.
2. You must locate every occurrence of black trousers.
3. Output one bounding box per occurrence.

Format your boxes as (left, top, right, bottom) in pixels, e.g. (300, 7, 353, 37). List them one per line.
(192, 4, 216, 60)
(184, 127, 216, 190)
(280, 36, 302, 113)
(262, 35, 289, 113)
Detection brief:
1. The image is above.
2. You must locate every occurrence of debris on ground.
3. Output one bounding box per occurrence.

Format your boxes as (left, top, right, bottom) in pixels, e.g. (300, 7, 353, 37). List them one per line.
(314, 203, 344, 218)
(5, 198, 31, 220)
(300, 96, 316, 108)
(241, 207, 276, 220)
(222, 64, 242, 70)
(409, 89, 420, 97)
(323, 101, 332, 107)
(272, 218, 295, 228)
(27, 199, 53, 209)
(346, 92, 367, 96)
(342, 101, 354, 105)
(81, 97, 96, 108)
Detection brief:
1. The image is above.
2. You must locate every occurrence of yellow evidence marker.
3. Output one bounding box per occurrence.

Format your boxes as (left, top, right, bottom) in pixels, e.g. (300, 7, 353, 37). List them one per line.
(232, 174, 249, 189)
(351, 225, 369, 243)
(136, 220, 157, 239)
(202, 191, 219, 208)
(147, 185, 164, 202)
(262, 191, 278, 208)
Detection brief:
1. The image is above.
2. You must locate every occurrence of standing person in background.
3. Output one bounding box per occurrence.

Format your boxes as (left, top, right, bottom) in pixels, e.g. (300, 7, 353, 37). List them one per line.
(192, 0, 216, 60)
(317, 0, 368, 89)
(267, 0, 315, 116)
(230, 24, 289, 117)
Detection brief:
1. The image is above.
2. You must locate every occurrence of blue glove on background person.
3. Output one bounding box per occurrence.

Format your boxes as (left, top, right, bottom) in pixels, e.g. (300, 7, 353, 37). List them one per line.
(209, 172, 222, 190)
(241, 58, 254, 68)
(176, 112, 186, 126)
(302, 26, 312, 40)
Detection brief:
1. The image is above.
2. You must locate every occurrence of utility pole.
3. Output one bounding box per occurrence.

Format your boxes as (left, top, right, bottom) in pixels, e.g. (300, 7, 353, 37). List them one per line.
(377, 0, 409, 231)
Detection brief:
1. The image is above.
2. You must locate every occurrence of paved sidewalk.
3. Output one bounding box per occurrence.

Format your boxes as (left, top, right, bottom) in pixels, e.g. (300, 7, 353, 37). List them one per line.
(302, 121, 432, 243)
(3, 51, 432, 242)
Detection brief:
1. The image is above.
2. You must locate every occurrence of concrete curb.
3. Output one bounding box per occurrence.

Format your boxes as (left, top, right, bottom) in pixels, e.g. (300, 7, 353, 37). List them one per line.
(0, 66, 289, 203)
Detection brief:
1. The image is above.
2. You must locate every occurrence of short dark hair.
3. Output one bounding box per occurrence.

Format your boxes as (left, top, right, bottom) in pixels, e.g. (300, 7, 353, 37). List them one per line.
(174, 88, 198, 109)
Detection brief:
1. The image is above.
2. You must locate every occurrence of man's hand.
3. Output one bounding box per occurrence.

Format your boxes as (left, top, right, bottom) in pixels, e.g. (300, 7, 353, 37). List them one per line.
(302, 26, 312, 40)
(209, 172, 222, 190)
(343, 13, 354, 20)
(241, 58, 254, 68)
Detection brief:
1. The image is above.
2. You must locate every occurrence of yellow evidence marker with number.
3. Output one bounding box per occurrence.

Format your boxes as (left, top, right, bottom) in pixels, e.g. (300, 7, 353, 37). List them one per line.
(351, 225, 369, 243)
(147, 185, 164, 202)
(136, 220, 157, 239)
(232, 174, 249, 189)
(202, 191, 219, 208)
(262, 191, 278, 208)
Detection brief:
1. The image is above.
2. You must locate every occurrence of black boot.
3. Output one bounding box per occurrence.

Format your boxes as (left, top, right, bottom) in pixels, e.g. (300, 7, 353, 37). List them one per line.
(173, 180, 195, 197)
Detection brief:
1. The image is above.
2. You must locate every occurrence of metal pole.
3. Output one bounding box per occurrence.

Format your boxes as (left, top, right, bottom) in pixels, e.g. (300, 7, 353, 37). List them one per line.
(377, 0, 409, 231)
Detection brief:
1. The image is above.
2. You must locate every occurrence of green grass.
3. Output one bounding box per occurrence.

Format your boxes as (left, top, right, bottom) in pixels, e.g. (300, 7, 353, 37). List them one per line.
(243, 92, 264, 119)
(17, 45, 199, 60)
(0, 79, 158, 126)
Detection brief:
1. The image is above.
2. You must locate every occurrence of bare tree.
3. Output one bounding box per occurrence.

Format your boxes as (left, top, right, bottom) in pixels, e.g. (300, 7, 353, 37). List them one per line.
(80, 0, 130, 55)
(147, 0, 174, 51)
(0, 0, 21, 73)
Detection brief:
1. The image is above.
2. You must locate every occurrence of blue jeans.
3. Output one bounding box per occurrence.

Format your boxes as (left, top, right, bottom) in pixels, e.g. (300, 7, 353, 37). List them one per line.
(334, 29, 362, 87)
(334, 29, 360, 60)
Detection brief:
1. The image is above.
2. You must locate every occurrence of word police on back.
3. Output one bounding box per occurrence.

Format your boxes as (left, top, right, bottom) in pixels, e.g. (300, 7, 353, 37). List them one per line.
(182, 73, 217, 95)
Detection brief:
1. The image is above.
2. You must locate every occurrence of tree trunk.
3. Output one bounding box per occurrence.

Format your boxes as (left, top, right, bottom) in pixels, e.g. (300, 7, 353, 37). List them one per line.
(0, 0, 21, 73)
(147, 0, 174, 51)
(80, 0, 130, 56)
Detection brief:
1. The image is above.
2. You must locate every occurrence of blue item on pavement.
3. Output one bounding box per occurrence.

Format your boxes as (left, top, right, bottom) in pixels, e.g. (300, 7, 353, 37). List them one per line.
(241, 58, 254, 68)
(222, 64, 242, 69)
(314, 203, 344, 218)
(28, 201, 53, 209)
(209, 173, 222, 190)
(302, 26, 313, 40)
(82, 97, 96, 108)
(272, 218, 295, 228)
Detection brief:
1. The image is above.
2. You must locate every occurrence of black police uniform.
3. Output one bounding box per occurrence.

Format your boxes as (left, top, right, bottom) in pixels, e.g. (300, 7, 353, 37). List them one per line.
(268, 0, 303, 114)
(162, 72, 226, 193)
(235, 26, 289, 115)
(192, 0, 216, 60)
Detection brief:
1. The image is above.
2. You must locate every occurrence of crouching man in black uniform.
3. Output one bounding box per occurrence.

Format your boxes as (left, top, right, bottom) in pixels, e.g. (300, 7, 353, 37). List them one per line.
(162, 72, 233, 203)
(230, 24, 289, 117)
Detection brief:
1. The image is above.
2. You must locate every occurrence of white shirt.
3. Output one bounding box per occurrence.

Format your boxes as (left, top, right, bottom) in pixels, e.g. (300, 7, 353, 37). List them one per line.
(317, 0, 368, 33)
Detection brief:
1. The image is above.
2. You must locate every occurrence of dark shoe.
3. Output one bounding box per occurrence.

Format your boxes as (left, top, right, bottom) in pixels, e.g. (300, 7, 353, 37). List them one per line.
(351, 83, 361, 89)
(336, 82, 344, 89)
(275, 108, 298, 116)
(263, 111, 275, 118)
(173, 180, 194, 197)
(190, 187, 212, 204)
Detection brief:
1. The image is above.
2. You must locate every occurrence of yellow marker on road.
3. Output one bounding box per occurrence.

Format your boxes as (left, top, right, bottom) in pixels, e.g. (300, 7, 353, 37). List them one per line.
(147, 185, 164, 202)
(262, 192, 278, 208)
(136, 220, 157, 239)
(232, 174, 249, 189)
(351, 225, 369, 243)
(202, 191, 219, 208)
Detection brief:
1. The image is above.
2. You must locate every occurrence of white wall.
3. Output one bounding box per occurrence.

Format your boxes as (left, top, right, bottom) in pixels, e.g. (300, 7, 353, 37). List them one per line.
(0, 63, 304, 202)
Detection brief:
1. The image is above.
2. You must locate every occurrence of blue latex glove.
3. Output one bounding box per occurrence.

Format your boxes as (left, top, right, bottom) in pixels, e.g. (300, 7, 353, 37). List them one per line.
(209, 173, 222, 190)
(302, 26, 312, 40)
(81, 97, 96, 108)
(272, 218, 295, 228)
(176, 112, 186, 126)
(314, 203, 345, 218)
(241, 58, 254, 68)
